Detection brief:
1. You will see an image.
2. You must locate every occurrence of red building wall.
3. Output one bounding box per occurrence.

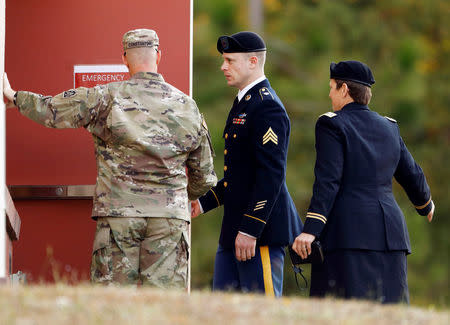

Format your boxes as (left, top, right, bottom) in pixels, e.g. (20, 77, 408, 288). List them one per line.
(6, 0, 192, 282)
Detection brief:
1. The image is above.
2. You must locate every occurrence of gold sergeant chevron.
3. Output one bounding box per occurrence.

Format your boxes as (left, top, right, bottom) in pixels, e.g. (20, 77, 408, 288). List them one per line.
(263, 127, 278, 145)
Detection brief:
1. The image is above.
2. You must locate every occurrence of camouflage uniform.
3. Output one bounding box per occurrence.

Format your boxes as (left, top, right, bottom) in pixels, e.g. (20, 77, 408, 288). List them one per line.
(15, 29, 217, 288)
(91, 217, 189, 287)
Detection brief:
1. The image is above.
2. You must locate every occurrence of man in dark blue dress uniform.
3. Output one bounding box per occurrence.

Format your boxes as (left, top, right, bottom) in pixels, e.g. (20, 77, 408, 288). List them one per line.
(191, 31, 303, 296)
(292, 60, 435, 303)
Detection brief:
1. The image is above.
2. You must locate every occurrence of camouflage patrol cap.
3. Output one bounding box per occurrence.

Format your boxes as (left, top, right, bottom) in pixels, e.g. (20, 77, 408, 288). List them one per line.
(122, 29, 159, 51)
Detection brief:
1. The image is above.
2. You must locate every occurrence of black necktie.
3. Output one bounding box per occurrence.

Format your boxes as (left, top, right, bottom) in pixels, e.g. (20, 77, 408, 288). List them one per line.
(231, 96, 239, 110)
(225, 97, 239, 129)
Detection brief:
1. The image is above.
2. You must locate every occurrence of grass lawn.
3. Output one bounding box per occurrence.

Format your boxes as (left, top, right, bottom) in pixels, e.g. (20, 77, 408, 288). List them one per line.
(0, 285, 448, 325)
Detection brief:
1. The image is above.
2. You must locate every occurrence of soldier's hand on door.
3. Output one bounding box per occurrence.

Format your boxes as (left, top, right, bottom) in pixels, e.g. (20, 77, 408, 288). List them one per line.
(3, 73, 16, 108)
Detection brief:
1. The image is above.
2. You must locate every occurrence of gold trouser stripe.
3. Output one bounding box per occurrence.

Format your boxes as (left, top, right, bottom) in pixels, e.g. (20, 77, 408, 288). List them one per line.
(260, 246, 275, 297)
(244, 214, 266, 224)
(306, 215, 327, 224)
(415, 197, 431, 209)
(210, 188, 220, 206)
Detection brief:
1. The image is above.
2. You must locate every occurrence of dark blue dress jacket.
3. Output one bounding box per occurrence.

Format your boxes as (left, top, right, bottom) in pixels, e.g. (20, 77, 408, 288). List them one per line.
(199, 79, 303, 249)
(303, 102, 432, 253)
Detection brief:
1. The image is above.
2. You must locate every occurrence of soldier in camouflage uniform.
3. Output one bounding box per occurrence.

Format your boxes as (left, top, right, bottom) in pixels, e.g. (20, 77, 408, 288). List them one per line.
(3, 29, 217, 289)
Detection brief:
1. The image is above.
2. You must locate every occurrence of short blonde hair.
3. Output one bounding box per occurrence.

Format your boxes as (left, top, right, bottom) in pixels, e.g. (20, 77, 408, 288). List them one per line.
(125, 47, 158, 65)
(247, 51, 266, 69)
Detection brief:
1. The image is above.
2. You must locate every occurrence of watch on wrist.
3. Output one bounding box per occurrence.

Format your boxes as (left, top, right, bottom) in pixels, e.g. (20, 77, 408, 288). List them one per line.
(13, 92, 17, 106)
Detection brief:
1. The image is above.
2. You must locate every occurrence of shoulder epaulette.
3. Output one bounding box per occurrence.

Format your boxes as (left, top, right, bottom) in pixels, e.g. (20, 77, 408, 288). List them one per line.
(320, 112, 337, 118)
(384, 116, 397, 123)
(259, 87, 274, 100)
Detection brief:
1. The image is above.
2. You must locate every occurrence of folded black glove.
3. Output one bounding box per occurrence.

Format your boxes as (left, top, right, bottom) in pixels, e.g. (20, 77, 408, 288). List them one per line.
(288, 241, 324, 265)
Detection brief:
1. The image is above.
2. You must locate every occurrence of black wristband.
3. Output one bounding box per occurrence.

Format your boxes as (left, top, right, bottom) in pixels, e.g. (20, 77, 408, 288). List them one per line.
(13, 92, 18, 106)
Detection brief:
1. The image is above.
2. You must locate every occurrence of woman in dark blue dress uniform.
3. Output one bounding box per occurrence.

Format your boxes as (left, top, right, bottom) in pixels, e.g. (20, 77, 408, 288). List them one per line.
(292, 60, 435, 303)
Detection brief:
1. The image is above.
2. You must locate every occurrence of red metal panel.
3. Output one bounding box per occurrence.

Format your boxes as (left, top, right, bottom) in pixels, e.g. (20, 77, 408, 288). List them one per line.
(7, 0, 192, 282)
(12, 200, 94, 283)
(6, 0, 191, 184)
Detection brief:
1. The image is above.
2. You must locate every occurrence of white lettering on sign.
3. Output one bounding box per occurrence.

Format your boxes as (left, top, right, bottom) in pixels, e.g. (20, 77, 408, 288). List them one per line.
(81, 74, 125, 82)
(74, 65, 130, 88)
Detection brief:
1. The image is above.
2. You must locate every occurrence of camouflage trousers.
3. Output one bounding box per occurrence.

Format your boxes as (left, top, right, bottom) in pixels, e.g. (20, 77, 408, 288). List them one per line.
(90, 217, 189, 289)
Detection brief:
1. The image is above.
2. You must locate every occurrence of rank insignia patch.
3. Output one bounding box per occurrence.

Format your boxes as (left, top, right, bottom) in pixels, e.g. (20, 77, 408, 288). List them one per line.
(384, 116, 397, 123)
(232, 118, 246, 125)
(262, 127, 278, 145)
(320, 112, 337, 118)
(63, 90, 76, 98)
(245, 94, 251, 101)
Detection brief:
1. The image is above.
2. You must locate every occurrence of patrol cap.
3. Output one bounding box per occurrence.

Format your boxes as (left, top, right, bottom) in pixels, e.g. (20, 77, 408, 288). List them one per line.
(122, 29, 159, 52)
(217, 31, 266, 54)
(330, 60, 375, 87)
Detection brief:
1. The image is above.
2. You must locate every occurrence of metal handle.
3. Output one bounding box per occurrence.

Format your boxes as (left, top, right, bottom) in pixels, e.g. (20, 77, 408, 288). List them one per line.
(8, 185, 95, 200)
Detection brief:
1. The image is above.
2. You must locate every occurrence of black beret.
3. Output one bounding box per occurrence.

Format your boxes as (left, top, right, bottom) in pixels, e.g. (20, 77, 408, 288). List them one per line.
(217, 31, 266, 54)
(330, 60, 375, 87)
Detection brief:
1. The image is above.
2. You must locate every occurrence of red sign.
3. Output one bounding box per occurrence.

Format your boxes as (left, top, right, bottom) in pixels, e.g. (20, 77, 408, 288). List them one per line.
(74, 65, 130, 88)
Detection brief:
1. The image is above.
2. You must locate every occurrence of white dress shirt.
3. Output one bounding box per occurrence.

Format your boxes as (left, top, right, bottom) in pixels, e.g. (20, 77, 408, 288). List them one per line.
(237, 75, 267, 102)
